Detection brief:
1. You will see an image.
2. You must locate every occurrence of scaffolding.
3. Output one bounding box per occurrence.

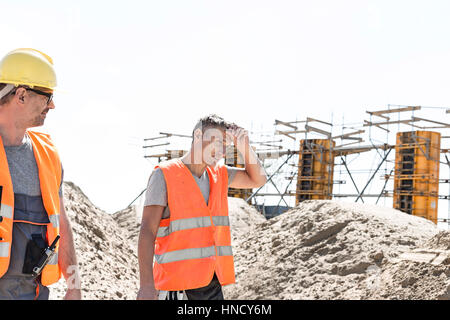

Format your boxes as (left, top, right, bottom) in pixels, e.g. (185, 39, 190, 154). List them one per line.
(143, 132, 190, 162)
(141, 105, 450, 227)
(246, 105, 449, 226)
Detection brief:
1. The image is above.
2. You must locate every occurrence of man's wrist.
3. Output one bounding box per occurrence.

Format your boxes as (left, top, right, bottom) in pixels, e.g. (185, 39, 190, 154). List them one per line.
(64, 265, 81, 290)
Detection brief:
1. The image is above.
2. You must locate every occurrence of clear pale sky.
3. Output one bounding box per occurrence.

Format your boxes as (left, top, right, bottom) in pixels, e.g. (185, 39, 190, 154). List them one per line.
(1, 1, 449, 223)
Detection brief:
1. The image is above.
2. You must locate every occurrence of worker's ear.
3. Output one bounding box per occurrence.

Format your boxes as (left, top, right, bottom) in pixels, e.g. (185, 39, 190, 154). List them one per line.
(15, 88, 27, 105)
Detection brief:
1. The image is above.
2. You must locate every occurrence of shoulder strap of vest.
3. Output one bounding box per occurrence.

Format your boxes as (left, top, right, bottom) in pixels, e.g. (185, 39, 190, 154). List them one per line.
(26, 130, 62, 193)
(26, 130, 59, 157)
(208, 162, 227, 177)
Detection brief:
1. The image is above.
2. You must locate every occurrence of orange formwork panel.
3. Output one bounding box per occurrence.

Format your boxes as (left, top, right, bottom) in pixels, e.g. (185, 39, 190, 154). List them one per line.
(393, 131, 440, 223)
(296, 139, 335, 205)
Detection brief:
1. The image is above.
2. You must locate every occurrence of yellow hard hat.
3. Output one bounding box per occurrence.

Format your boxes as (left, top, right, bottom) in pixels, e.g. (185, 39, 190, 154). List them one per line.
(0, 48, 57, 91)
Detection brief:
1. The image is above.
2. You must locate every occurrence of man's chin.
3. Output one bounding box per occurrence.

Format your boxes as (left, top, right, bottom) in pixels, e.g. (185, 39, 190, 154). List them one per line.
(28, 121, 45, 128)
(35, 119, 45, 126)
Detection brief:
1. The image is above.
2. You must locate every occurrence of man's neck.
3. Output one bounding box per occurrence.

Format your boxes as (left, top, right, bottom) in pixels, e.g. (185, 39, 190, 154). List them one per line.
(0, 122, 26, 146)
(181, 151, 207, 178)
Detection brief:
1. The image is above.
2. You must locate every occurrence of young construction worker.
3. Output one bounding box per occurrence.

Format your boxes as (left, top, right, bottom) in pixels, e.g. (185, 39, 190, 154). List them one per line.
(0, 48, 81, 300)
(137, 114, 267, 300)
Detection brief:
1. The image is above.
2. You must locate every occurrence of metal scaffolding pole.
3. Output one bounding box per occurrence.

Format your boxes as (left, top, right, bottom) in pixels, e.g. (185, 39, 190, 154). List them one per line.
(376, 168, 394, 204)
(246, 152, 295, 203)
(355, 148, 392, 203)
(340, 156, 364, 204)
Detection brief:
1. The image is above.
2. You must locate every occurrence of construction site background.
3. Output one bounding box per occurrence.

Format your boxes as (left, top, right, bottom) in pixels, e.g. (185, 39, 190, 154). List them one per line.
(141, 105, 449, 229)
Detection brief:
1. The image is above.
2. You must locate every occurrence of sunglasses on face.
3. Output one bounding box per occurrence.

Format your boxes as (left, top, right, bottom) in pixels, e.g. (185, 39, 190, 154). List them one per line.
(26, 88, 53, 105)
(10, 87, 53, 105)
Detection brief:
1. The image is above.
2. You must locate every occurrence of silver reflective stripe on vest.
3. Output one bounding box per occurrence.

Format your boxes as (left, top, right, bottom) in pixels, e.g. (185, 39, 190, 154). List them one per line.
(217, 245, 233, 256)
(156, 227, 169, 238)
(155, 245, 233, 264)
(49, 214, 60, 229)
(0, 242, 10, 258)
(155, 246, 216, 264)
(212, 216, 230, 227)
(156, 215, 230, 238)
(0, 203, 13, 219)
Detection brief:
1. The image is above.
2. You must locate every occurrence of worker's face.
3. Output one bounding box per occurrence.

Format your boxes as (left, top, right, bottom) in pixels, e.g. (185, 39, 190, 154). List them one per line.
(27, 88, 55, 127)
(15, 87, 55, 128)
(193, 127, 228, 166)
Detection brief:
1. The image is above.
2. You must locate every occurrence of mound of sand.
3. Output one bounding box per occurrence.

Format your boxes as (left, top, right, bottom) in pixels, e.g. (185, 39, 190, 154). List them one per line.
(48, 182, 449, 300)
(222, 200, 450, 300)
(49, 182, 139, 300)
(49, 183, 263, 299)
(227, 197, 266, 241)
(426, 231, 450, 250)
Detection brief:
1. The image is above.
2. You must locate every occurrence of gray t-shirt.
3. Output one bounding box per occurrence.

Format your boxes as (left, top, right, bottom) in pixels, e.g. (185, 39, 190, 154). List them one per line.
(0, 133, 63, 300)
(144, 162, 241, 219)
(3, 134, 63, 197)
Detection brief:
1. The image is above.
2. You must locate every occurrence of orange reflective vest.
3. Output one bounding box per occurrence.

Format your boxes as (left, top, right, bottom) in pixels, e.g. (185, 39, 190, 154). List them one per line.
(0, 130, 61, 286)
(153, 159, 235, 291)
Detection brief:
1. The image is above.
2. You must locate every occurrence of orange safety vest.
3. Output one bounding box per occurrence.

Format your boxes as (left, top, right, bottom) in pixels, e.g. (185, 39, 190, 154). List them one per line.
(0, 130, 61, 286)
(153, 158, 235, 291)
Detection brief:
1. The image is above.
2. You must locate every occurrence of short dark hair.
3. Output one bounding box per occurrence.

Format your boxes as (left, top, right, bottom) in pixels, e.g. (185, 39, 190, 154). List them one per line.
(192, 114, 237, 138)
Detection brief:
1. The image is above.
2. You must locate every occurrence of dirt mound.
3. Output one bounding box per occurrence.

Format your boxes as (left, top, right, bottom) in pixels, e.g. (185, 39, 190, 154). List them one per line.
(223, 200, 449, 300)
(366, 230, 450, 300)
(227, 197, 266, 241)
(426, 231, 450, 250)
(48, 184, 262, 299)
(48, 183, 449, 300)
(113, 205, 141, 243)
(48, 182, 139, 300)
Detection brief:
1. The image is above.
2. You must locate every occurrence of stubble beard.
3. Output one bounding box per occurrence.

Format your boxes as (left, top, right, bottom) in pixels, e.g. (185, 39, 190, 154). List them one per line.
(29, 108, 49, 128)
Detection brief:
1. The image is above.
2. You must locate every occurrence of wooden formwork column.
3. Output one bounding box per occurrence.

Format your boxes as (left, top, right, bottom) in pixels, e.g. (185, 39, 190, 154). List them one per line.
(296, 139, 335, 205)
(393, 131, 441, 223)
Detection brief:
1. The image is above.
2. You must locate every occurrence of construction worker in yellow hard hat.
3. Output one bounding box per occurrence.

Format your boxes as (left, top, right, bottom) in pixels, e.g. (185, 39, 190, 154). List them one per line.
(0, 48, 81, 300)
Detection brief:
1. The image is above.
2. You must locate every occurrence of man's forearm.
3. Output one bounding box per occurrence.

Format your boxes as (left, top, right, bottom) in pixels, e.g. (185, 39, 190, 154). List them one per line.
(138, 227, 156, 288)
(59, 207, 80, 289)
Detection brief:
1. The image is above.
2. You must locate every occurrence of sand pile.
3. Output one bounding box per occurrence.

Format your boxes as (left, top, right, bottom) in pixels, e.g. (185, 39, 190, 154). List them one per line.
(48, 183, 262, 299)
(373, 230, 450, 300)
(113, 205, 141, 243)
(426, 231, 450, 250)
(48, 182, 139, 300)
(47, 182, 449, 300)
(222, 200, 450, 300)
(227, 197, 266, 241)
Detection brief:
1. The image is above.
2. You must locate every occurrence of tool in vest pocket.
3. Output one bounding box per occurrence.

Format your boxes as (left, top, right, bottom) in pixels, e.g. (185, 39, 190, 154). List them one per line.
(32, 235, 60, 278)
